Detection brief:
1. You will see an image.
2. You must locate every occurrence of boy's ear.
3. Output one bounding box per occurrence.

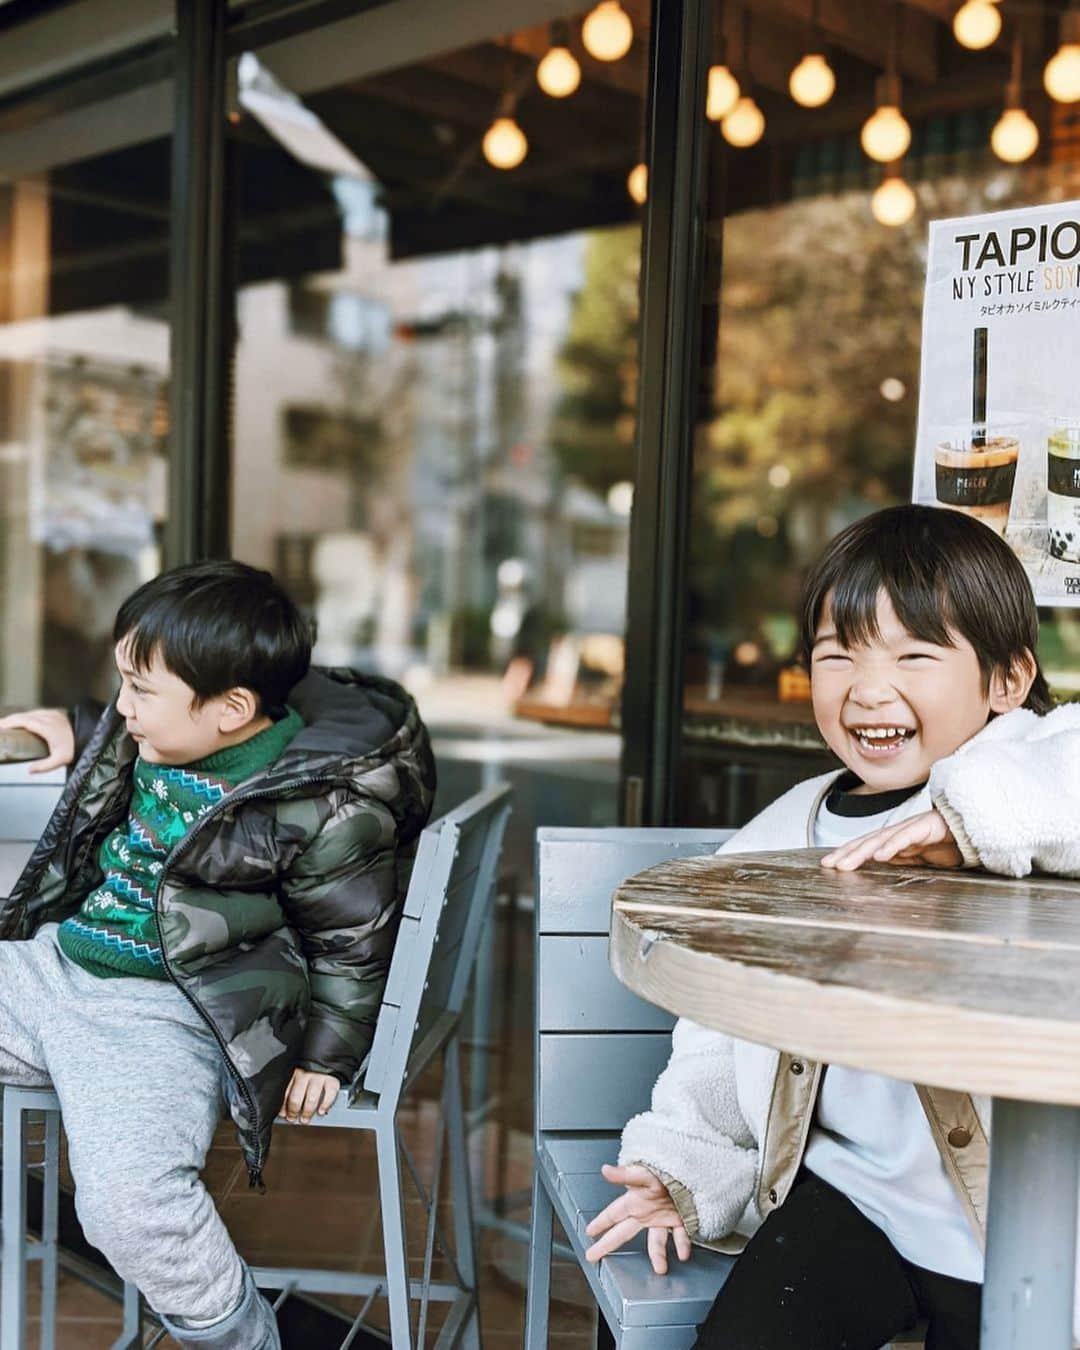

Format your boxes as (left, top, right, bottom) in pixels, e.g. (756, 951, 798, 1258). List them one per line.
(218, 686, 261, 733)
(988, 649, 1037, 715)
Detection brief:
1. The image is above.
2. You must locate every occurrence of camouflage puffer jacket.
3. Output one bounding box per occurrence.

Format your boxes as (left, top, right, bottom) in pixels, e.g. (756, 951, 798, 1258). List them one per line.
(2, 668, 436, 1188)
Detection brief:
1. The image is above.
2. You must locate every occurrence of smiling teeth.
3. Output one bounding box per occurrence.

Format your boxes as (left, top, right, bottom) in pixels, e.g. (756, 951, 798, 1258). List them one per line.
(856, 727, 909, 739)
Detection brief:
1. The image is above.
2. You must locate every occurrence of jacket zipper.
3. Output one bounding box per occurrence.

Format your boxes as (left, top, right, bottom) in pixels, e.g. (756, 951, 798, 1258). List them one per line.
(151, 771, 338, 1190)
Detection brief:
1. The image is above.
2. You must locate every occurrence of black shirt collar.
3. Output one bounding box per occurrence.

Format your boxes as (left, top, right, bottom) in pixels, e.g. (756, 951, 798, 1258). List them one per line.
(824, 770, 927, 818)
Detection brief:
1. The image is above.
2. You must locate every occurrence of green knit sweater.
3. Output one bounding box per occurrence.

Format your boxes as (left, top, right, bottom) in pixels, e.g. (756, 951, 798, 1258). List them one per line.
(58, 709, 303, 979)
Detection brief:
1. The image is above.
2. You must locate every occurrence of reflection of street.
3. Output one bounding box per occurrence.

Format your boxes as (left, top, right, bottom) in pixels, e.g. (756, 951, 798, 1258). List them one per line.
(420, 673, 620, 893)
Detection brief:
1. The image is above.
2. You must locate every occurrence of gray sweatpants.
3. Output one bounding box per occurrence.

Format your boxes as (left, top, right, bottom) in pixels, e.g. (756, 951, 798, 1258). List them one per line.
(0, 925, 246, 1322)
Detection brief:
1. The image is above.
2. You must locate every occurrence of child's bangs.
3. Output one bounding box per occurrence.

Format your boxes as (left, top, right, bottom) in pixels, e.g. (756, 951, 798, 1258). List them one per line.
(117, 619, 162, 674)
(826, 552, 956, 652)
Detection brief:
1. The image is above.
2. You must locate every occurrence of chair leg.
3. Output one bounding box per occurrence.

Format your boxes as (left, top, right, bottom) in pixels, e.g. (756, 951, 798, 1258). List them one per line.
(444, 1037, 481, 1349)
(2, 1094, 29, 1350)
(110, 1283, 143, 1350)
(523, 1171, 554, 1350)
(39, 1110, 61, 1350)
(376, 1117, 414, 1350)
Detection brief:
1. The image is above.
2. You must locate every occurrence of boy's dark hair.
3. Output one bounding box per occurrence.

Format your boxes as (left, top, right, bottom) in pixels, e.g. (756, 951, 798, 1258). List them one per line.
(114, 560, 312, 716)
(799, 504, 1053, 715)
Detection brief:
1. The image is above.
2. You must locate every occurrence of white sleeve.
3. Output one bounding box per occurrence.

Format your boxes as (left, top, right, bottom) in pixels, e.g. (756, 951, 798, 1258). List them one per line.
(618, 1018, 758, 1241)
(929, 703, 1080, 878)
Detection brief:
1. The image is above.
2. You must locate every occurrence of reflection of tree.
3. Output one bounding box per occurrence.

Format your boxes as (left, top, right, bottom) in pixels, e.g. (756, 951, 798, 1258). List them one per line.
(549, 227, 641, 496)
(549, 177, 1043, 654)
(706, 195, 920, 531)
(698, 174, 1036, 645)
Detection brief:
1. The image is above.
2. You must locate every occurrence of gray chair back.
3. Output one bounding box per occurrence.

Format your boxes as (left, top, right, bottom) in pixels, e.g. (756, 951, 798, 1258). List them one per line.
(534, 827, 734, 1137)
(0, 762, 66, 894)
(364, 782, 513, 1102)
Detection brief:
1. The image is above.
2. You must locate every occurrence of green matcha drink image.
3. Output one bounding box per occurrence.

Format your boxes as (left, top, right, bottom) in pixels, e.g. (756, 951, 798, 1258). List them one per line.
(1049, 426, 1080, 564)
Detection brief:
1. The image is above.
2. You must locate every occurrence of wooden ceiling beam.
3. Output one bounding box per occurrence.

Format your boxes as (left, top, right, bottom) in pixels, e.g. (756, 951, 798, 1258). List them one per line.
(901, 0, 963, 22)
(728, 0, 940, 85)
(505, 21, 649, 100)
(358, 57, 640, 151)
(756, 63, 1008, 143)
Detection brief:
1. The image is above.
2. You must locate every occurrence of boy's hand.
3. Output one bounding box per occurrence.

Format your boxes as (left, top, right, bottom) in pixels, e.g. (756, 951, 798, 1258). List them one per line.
(585, 1163, 691, 1274)
(278, 1069, 341, 1123)
(0, 709, 75, 774)
(822, 809, 963, 872)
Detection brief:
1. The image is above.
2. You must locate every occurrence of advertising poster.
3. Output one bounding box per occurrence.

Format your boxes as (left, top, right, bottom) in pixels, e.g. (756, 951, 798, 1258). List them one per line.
(913, 199, 1080, 606)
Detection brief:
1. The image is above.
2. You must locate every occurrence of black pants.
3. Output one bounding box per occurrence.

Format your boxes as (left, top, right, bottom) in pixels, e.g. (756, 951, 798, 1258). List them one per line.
(692, 1172, 981, 1350)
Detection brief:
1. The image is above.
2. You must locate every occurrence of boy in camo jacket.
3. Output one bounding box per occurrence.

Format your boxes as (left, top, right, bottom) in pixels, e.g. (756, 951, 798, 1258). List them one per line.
(0, 560, 436, 1350)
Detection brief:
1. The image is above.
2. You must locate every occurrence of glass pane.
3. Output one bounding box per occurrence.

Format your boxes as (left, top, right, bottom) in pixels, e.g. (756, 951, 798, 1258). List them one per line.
(227, 4, 650, 1335)
(0, 125, 170, 712)
(231, 4, 651, 877)
(680, 2, 1080, 828)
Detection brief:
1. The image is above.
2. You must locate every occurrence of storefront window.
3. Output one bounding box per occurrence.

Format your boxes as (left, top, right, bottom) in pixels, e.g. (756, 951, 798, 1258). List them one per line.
(679, 5, 1080, 828)
(219, 8, 652, 1334)
(0, 143, 171, 710)
(229, 8, 651, 879)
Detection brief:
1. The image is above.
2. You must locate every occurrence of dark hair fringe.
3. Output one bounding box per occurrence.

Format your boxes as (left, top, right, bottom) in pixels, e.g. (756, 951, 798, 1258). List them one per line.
(799, 505, 1053, 715)
(114, 560, 313, 714)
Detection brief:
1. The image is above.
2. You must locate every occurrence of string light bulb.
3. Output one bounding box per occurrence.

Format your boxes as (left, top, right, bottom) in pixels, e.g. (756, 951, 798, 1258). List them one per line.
(722, 96, 766, 148)
(991, 107, 1039, 161)
(537, 44, 581, 98)
(482, 114, 528, 169)
(706, 64, 741, 120)
(994, 33, 1039, 162)
(582, 2, 633, 62)
(789, 52, 836, 107)
(953, 1, 1002, 51)
(1044, 12, 1080, 103)
(861, 76, 911, 162)
(627, 162, 648, 204)
(871, 170, 916, 227)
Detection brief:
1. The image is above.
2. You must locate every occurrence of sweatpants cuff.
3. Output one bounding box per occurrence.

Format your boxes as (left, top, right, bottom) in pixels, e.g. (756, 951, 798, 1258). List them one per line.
(158, 1268, 280, 1350)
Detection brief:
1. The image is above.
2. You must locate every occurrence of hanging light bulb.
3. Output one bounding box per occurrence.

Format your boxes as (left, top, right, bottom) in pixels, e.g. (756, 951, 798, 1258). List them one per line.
(861, 75, 911, 163)
(991, 107, 1039, 161)
(483, 112, 528, 169)
(789, 52, 836, 107)
(627, 162, 648, 204)
(722, 96, 766, 148)
(537, 44, 581, 97)
(993, 34, 1039, 162)
(1044, 11, 1080, 103)
(582, 2, 633, 62)
(706, 63, 741, 120)
(871, 170, 917, 227)
(953, 1, 1002, 51)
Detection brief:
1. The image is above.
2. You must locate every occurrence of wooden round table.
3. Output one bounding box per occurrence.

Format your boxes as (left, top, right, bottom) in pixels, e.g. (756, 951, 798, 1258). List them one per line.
(611, 848, 1080, 1350)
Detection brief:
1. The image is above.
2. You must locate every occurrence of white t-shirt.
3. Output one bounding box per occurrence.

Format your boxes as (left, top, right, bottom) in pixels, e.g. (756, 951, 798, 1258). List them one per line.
(803, 784, 985, 1284)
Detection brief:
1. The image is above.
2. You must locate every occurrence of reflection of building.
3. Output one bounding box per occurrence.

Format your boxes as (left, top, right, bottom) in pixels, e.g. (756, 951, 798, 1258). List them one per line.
(231, 218, 627, 676)
(0, 290, 169, 705)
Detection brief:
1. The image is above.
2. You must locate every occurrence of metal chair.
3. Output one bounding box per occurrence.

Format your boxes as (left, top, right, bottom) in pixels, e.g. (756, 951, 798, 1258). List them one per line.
(1, 782, 513, 1350)
(522, 828, 927, 1350)
(524, 827, 737, 1350)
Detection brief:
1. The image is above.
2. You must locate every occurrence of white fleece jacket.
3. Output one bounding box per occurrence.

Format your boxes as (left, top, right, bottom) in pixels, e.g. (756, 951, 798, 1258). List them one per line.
(618, 702, 1080, 1324)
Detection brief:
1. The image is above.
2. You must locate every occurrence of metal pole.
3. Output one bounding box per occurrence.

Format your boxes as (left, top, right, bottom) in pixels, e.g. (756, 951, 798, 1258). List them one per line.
(167, 0, 229, 566)
(982, 1098, 1080, 1349)
(619, 0, 712, 826)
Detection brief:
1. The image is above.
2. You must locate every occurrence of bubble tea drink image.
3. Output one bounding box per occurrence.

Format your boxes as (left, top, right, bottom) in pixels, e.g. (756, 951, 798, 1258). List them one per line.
(1049, 425, 1080, 564)
(934, 328, 1019, 535)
